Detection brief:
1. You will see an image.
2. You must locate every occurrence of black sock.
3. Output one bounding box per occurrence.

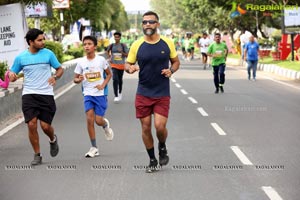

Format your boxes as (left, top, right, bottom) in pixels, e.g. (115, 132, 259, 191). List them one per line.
(146, 147, 156, 160)
(35, 153, 41, 156)
(159, 142, 166, 149)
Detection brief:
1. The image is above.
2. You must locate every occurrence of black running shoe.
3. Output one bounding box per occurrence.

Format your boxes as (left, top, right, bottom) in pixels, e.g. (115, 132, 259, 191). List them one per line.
(145, 158, 159, 173)
(50, 135, 59, 157)
(219, 86, 224, 93)
(159, 146, 169, 166)
(215, 89, 219, 94)
(31, 154, 42, 166)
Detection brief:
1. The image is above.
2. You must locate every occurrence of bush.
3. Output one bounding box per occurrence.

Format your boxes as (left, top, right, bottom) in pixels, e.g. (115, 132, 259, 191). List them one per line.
(65, 46, 84, 58)
(0, 61, 8, 80)
(45, 41, 64, 63)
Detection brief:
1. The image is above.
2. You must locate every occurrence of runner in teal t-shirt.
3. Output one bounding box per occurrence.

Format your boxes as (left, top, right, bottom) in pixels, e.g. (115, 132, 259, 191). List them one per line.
(207, 33, 228, 93)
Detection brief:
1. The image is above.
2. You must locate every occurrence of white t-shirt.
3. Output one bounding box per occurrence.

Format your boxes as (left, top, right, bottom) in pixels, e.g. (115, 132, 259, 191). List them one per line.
(199, 37, 211, 53)
(74, 55, 109, 96)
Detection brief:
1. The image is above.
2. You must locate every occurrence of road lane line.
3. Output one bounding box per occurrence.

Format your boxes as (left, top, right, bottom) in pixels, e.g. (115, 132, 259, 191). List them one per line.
(170, 78, 176, 83)
(0, 117, 24, 137)
(211, 123, 226, 135)
(230, 146, 253, 165)
(0, 83, 77, 137)
(188, 97, 198, 104)
(197, 107, 208, 116)
(261, 75, 300, 90)
(262, 186, 283, 200)
(54, 83, 76, 100)
(175, 83, 181, 88)
(180, 89, 188, 95)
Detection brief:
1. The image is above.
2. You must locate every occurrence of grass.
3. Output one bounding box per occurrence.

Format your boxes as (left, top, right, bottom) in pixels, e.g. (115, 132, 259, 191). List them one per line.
(227, 53, 300, 72)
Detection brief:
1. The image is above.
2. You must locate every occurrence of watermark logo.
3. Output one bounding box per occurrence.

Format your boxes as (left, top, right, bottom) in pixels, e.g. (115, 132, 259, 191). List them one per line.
(230, 2, 247, 18)
(230, 1, 299, 18)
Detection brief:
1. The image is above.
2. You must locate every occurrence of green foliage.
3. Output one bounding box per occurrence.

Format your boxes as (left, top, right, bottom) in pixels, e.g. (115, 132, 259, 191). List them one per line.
(65, 46, 84, 58)
(44, 41, 63, 63)
(0, 61, 8, 80)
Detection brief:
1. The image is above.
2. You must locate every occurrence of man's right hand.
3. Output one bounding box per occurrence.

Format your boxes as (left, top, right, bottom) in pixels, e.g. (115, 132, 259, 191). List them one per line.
(8, 72, 18, 82)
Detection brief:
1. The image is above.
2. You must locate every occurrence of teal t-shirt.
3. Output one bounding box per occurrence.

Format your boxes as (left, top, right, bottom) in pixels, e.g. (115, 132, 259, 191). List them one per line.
(207, 42, 228, 66)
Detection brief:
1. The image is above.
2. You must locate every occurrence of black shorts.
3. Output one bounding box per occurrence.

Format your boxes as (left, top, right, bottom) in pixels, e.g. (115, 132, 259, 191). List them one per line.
(22, 94, 56, 124)
(201, 52, 208, 58)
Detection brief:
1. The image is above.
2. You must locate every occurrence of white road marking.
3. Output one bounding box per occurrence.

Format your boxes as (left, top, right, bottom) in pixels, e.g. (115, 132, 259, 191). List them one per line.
(0, 83, 76, 137)
(188, 97, 198, 104)
(261, 75, 300, 91)
(262, 186, 283, 200)
(0, 117, 24, 137)
(171, 78, 176, 83)
(230, 146, 253, 165)
(180, 89, 188, 95)
(211, 123, 226, 135)
(234, 67, 300, 91)
(175, 83, 181, 88)
(54, 83, 76, 100)
(197, 107, 208, 116)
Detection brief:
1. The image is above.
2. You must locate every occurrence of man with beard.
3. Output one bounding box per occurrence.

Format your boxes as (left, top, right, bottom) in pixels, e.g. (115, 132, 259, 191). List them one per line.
(125, 11, 180, 173)
(9, 28, 64, 165)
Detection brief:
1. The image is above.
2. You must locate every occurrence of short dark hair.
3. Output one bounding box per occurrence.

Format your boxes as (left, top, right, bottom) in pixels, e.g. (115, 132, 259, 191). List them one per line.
(143, 11, 159, 21)
(25, 28, 44, 45)
(215, 33, 221, 37)
(114, 32, 122, 37)
(83, 35, 97, 46)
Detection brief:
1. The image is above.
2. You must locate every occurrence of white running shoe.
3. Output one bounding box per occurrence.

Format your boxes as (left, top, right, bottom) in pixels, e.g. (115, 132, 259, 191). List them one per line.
(85, 147, 99, 158)
(118, 93, 122, 101)
(114, 97, 120, 103)
(103, 118, 114, 141)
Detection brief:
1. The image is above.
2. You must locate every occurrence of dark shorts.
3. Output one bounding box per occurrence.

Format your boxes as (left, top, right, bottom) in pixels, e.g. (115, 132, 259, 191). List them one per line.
(201, 52, 208, 58)
(22, 94, 56, 124)
(135, 95, 170, 118)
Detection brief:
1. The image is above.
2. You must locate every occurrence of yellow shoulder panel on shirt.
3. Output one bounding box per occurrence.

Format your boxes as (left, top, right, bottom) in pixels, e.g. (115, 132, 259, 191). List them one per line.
(127, 38, 144, 64)
(160, 36, 178, 59)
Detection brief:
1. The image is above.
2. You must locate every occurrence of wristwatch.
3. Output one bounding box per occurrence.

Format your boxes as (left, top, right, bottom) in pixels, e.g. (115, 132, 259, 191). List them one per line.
(169, 67, 175, 74)
(53, 75, 59, 80)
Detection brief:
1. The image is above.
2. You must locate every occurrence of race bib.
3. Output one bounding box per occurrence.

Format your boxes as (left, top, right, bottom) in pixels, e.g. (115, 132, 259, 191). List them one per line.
(85, 72, 101, 82)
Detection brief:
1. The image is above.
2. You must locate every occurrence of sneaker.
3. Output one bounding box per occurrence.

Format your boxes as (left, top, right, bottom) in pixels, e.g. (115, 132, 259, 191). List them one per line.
(203, 64, 206, 70)
(252, 78, 256, 81)
(145, 158, 159, 173)
(159, 146, 169, 166)
(103, 118, 114, 141)
(113, 97, 120, 103)
(215, 89, 219, 94)
(85, 147, 99, 158)
(219, 86, 224, 93)
(31, 154, 42, 165)
(118, 93, 122, 101)
(50, 135, 59, 157)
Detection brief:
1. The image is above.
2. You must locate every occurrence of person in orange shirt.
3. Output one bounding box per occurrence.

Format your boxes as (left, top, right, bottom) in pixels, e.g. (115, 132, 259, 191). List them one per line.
(106, 32, 129, 103)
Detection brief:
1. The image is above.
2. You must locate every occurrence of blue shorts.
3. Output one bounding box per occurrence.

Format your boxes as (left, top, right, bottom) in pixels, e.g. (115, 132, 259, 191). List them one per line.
(84, 96, 107, 117)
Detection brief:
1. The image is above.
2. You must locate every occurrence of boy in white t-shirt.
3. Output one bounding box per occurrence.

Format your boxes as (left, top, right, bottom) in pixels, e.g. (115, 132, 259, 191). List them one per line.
(199, 32, 211, 69)
(74, 35, 114, 158)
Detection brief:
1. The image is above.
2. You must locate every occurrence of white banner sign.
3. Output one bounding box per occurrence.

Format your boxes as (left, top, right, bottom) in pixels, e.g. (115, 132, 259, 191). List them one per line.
(25, 3, 48, 18)
(0, 3, 28, 66)
(53, 0, 70, 9)
(284, 8, 300, 27)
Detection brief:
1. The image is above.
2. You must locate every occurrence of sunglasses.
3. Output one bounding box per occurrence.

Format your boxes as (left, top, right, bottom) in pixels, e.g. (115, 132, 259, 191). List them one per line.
(142, 20, 158, 25)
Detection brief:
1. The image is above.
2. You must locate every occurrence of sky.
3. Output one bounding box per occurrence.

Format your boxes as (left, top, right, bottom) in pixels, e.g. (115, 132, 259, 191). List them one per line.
(120, 0, 151, 12)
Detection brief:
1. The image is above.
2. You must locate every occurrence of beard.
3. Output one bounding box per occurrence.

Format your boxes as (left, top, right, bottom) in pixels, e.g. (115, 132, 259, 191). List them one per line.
(143, 28, 156, 36)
